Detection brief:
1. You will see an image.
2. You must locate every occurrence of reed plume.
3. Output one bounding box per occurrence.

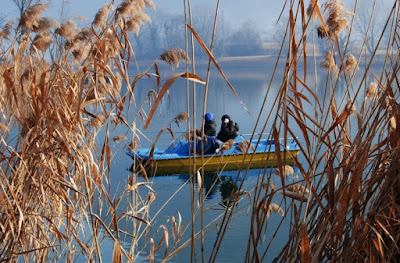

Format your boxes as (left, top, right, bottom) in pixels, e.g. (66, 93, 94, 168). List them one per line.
(71, 27, 92, 44)
(0, 21, 14, 40)
(113, 135, 127, 142)
(6, 55, 49, 133)
(144, 0, 156, 9)
(286, 184, 310, 195)
(31, 33, 53, 52)
(235, 140, 255, 153)
(160, 48, 190, 68)
(174, 112, 189, 127)
(93, 3, 113, 28)
(126, 13, 151, 33)
(323, 0, 352, 39)
(274, 165, 295, 176)
(321, 50, 339, 75)
(19, 3, 48, 30)
(366, 82, 378, 99)
(32, 18, 57, 33)
(117, 0, 145, 17)
(55, 20, 77, 40)
(219, 139, 235, 154)
(346, 53, 358, 72)
(126, 19, 140, 34)
(265, 203, 284, 218)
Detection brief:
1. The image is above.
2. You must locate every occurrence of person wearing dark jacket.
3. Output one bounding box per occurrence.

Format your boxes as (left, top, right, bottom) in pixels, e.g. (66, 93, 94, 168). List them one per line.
(217, 114, 239, 142)
(193, 112, 221, 155)
(204, 112, 217, 136)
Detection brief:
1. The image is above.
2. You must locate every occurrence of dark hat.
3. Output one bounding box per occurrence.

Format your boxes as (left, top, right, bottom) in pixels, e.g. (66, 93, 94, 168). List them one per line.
(205, 112, 214, 121)
(221, 114, 231, 121)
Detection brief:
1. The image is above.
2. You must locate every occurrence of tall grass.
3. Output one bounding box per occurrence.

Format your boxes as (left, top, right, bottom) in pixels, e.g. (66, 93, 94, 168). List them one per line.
(0, 0, 194, 261)
(0, 0, 399, 262)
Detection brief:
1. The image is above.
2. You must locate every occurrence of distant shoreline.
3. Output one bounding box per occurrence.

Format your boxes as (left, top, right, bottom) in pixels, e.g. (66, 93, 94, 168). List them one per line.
(134, 53, 387, 79)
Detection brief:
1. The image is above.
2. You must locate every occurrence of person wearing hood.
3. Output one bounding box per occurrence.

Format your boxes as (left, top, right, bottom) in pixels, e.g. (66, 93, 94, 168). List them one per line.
(217, 114, 239, 142)
(204, 112, 217, 136)
(194, 112, 221, 155)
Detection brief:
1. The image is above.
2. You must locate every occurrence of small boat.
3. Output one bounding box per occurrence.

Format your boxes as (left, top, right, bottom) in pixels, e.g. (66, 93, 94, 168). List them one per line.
(127, 136, 300, 176)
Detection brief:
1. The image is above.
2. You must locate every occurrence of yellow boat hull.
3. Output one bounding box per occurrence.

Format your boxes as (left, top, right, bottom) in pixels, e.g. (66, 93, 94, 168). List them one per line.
(136, 150, 300, 176)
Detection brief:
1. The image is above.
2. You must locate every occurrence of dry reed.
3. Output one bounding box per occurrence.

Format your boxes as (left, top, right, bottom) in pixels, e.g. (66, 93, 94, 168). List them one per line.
(18, 3, 48, 30)
(345, 53, 358, 72)
(274, 165, 295, 177)
(235, 140, 255, 153)
(31, 33, 52, 51)
(32, 17, 57, 33)
(92, 3, 113, 28)
(306, 1, 320, 19)
(265, 203, 284, 218)
(55, 20, 77, 40)
(173, 112, 189, 127)
(286, 184, 310, 196)
(323, 0, 352, 39)
(320, 50, 339, 75)
(0, 0, 166, 261)
(159, 48, 190, 68)
(366, 82, 378, 98)
(1, 0, 400, 262)
(218, 139, 235, 154)
(0, 21, 14, 40)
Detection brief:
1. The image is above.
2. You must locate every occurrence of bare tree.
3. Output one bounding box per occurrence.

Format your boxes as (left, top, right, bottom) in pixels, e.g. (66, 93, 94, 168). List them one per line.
(10, 0, 38, 17)
(353, 0, 388, 56)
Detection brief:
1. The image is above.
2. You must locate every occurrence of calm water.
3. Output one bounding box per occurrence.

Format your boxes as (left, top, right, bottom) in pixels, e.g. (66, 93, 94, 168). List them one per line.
(99, 64, 370, 262)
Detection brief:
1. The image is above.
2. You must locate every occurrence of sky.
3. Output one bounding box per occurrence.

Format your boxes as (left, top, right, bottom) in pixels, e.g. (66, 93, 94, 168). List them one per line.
(1, 0, 288, 32)
(2, 0, 394, 34)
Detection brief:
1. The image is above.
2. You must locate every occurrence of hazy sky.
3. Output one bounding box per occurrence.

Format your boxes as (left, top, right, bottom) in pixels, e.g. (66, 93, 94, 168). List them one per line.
(55, 0, 284, 31)
(2, 0, 393, 33)
(0, 1, 303, 29)
(152, 0, 284, 28)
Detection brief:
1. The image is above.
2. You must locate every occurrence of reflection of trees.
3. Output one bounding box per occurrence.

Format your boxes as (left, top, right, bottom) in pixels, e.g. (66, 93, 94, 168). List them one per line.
(130, 9, 272, 59)
(203, 172, 219, 200)
(219, 177, 238, 207)
(227, 20, 264, 56)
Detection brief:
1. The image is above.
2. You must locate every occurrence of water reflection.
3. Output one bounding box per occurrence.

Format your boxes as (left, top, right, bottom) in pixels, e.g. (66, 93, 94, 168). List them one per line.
(219, 177, 238, 207)
(177, 171, 241, 206)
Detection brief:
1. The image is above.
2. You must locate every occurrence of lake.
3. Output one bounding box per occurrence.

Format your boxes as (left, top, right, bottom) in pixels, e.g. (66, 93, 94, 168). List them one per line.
(98, 62, 372, 262)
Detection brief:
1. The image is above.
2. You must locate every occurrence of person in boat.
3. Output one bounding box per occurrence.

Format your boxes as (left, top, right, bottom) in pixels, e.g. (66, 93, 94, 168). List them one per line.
(217, 114, 239, 142)
(192, 112, 220, 155)
(203, 112, 217, 136)
(195, 135, 222, 155)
